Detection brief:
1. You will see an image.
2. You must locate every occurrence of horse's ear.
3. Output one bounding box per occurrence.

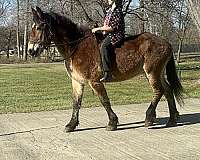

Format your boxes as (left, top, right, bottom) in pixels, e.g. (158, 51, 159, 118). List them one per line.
(31, 7, 40, 23)
(31, 7, 37, 16)
(36, 6, 45, 21)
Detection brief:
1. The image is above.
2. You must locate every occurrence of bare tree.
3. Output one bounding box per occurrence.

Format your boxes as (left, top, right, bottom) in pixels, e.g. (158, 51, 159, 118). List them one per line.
(0, 0, 10, 17)
(0, 0, 12, 26)
(6, 29, 12, 58)
(187, 0, 200, 34)
(176, 0, 189, 63)
(16, 0, 21, 59)
(23, 0, 30, 60)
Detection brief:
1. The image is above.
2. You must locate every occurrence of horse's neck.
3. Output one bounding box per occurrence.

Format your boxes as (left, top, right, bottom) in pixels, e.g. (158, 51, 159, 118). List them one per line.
(51, 17, 94, 60)
(54, 41, 69, 59)
(54, 34, 99, 61)
(53, 35, 80, 60)
(53, 27, 89, 59)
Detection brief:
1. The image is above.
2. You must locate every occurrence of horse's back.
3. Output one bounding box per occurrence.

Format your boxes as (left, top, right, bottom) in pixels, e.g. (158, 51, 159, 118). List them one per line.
(112, 32, 172, 80)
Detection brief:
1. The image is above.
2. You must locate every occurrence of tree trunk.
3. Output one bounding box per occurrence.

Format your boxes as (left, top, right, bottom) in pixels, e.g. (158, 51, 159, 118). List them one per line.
(177, 2, 189, 63)
(16, 0, 21, 59)
(139, 0, 145, 33)
(177, 39, 183, 63)
(70, 0, 73, 18)
(23, 0, 29, 61)
(6, 29, 12, 59)
(177, 0, 184, 63)
(187, 0, 200, 34)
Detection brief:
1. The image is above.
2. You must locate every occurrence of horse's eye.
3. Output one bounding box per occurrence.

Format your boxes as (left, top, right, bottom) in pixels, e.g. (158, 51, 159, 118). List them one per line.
(36, 26, 41, 30)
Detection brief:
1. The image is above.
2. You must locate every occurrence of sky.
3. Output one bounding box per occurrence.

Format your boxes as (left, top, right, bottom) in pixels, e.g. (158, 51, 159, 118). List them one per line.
(131, 0, 139, 7)
(0, 0, 140, 26)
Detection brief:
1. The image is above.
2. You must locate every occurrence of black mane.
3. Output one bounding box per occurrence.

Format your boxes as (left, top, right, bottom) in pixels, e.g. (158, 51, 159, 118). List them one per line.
(44, 12, 85, 42)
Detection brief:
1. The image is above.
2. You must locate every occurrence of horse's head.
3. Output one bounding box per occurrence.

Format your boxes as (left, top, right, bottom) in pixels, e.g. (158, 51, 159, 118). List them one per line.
(28, 7, 54, 57)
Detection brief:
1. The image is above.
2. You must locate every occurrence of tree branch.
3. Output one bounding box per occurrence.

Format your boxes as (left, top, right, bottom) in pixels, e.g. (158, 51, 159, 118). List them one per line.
(74, 0, 93, 22)
(123, 0, 132, 16)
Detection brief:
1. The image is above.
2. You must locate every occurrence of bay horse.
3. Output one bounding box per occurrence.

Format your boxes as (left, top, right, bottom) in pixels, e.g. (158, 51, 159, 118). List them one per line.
(28, 7, 184, 132)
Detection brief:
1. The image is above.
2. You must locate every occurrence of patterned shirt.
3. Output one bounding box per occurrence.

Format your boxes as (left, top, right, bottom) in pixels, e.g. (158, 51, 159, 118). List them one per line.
(104, 7, 125, 45)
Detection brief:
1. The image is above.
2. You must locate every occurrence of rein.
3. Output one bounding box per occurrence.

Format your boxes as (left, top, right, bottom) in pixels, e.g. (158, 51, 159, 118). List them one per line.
(48, 34, 92, 47)
(50, 34, 93, 61)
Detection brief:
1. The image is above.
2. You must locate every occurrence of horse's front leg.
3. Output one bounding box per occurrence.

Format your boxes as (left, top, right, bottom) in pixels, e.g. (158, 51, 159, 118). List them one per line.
(65, 79, 84, 132)
(89, 81, 118, 131)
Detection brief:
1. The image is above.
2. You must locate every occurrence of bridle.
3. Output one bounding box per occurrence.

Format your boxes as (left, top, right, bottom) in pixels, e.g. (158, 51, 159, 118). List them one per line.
(29, 20, 54, 57)
(30, 18, 93, 59)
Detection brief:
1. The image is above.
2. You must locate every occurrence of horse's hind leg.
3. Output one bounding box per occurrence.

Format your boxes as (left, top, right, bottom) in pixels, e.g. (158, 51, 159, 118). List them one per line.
(161, 77, 179, 127)
(65, 79, 84, 132)
(145, 73, 164, 127)
(89, 81, 118, 131)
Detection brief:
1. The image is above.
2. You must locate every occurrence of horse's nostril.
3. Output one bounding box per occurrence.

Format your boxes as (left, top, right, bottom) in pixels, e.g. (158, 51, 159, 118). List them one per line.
(28, 49, 32, 53)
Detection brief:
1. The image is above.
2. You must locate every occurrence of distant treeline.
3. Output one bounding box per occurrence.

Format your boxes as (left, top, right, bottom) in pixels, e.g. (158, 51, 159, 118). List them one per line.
(173, 44, 200, 53)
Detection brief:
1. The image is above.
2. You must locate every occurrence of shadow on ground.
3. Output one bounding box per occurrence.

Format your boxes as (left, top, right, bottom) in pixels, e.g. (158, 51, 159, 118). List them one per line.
(149, 112, 200, 129)
(75, 113, 200, 132)
(75, 121, 145, 132)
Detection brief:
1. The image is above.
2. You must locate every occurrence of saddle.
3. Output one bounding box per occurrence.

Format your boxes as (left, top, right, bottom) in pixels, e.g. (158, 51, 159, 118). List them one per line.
(95, 31, 141, 50)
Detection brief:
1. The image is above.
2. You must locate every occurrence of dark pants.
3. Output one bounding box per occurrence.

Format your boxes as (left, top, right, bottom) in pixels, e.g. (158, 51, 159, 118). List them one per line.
(100, 36, 113, 72)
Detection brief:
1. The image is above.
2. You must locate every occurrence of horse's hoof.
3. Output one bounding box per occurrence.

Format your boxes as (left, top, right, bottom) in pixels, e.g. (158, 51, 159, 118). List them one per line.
(166, 121, 177, 127)
(145, 117, 158, 127)
(175, 112, 180, 120)
(144, 121, 153, 127)
(65, 125, 75, 132)
(105, 117, 118, 131)
(64, 122, 78, 132)
(106, 125, 117, 131)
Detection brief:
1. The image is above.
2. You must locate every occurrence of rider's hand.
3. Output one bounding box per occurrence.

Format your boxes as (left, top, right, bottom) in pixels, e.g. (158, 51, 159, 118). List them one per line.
(92, 28, 99, 33)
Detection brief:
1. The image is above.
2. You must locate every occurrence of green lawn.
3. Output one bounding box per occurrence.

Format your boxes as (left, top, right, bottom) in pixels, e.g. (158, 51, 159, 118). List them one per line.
(0, 62, 200, 114)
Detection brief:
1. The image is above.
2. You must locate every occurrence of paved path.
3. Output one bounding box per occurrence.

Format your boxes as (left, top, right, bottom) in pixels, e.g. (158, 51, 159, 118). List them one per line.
(0, 99, 200, 160)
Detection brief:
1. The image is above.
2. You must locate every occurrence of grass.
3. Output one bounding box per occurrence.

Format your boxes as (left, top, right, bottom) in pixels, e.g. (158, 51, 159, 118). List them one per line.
(178, 61, 200, 98)
(0, 62, 200, 114)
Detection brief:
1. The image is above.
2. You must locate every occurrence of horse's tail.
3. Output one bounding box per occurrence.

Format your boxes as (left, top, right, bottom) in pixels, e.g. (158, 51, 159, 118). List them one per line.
(166, 55, 184, 106)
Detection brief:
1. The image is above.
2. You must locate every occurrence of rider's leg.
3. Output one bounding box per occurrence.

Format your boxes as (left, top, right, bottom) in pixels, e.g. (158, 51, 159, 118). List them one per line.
(100, 36, 112, 82)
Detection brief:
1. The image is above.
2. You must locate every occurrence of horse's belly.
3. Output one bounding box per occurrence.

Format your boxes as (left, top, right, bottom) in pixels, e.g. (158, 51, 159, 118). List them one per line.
(113, 48, 144, 76)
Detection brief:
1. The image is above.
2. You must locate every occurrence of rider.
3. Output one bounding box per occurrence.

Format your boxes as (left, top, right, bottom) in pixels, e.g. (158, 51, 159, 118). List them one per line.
(92, 0, 125, 82)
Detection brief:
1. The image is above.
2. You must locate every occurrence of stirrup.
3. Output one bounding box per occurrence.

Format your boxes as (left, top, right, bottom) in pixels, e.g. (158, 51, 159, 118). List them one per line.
(100, 72, 112, 82)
